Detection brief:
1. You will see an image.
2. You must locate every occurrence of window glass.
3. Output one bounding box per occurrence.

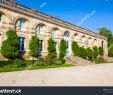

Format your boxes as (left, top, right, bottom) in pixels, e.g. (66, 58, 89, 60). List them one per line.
(64, 31, 70, 37)
(52, 29, 57, 38)
(37, 24, 44, 34)
(0, 14, 2, 23)
(38, 40, 43, 56)
(19, 19, 25, 30)
(18, 37, 25, 51)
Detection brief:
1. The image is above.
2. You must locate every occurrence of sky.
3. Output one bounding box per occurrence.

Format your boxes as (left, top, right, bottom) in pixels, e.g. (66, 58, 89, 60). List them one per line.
(15, 0, 113, 33)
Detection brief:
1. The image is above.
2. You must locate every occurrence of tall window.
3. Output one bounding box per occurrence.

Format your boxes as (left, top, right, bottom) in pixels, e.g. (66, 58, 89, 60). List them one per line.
(51, 29, 57, 38)
(0, 14, 2, 25)
(19, 19, 26, 30)
(36, 24, 45, 35)
(38, 40, 43, 55)
(18, 37, 25, 51)
(74, 33, 79, 41)
(81, 36, 86, 43)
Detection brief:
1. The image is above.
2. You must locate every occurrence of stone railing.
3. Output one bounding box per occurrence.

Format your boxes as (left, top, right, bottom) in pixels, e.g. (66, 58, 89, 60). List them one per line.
(0, 0, 106, 39)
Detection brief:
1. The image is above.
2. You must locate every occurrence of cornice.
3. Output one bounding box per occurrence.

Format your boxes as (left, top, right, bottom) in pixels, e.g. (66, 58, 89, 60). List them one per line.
(0, 1, 106, 40)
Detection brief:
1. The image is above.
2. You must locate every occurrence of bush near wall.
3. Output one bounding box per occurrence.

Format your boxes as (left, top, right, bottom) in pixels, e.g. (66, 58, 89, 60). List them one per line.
(1, 29, 19, 60)
(72, 41, 80, 56)
(59, 39, 67, 60)
(86, 48, 94, 59)
(29, 35, 39, 58)
(99, 47, 103, 56)
(93, 46, 99, 59)
(79, 47, 87, 59)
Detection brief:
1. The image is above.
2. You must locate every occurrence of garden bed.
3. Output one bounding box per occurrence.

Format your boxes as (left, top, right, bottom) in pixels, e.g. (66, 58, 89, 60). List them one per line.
(0, 59, 73, 73)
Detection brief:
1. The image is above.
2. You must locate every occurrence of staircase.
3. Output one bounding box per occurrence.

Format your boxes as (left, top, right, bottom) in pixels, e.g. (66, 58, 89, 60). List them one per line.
(65, 56, 92, 66)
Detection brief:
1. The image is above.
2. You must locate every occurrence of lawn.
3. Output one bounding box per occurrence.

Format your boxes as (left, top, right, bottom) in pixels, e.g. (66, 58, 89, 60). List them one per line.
(0, 63, 74, 73)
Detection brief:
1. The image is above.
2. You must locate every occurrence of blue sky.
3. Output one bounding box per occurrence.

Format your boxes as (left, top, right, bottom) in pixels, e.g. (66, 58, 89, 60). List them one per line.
(15, 0, 113, 33)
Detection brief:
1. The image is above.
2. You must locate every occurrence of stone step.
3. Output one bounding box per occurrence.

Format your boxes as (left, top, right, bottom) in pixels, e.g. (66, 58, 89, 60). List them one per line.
(65, 56, 92, 66)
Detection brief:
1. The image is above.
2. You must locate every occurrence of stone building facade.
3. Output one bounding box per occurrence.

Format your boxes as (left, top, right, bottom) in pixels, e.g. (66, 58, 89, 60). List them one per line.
(0, 0, 108, 59)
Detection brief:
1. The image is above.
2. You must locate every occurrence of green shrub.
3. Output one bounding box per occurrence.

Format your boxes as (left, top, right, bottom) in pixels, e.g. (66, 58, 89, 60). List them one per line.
(29, 35, 39, 58)
(0, 61, 13, 68)
(52, 59, 64, 65)
(86, 48, 94, 59)
(93, 46, 99, 59)
(1, 29, 19, 59)
(59, 39, 67, 60)
(108, 46, 113, 57)
(72, 41, 80, 56)
(12, 59, 27, 68)
(47, 38, 56, 58)
(99, 47, 103, 56)
(79, 47, 87, 59)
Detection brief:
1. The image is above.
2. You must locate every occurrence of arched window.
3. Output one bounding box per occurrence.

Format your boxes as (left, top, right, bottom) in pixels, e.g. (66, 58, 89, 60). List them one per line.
(74, 33, 79, 41)
(18, 19, 26, 30)
(94, 39, 97, 44)
(64, 31, 70, 37)
(88, 37, 92, 45)
(81, 36, 86, 43)
(0, 13, 3, 26)
(36, 24, 45, 35)
(51, 28, 58, 38)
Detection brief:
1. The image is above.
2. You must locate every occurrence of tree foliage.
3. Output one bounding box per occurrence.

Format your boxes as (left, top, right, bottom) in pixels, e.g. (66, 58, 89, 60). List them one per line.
(86, 48, 94, 59)
(29, 35, 39, 57)
(1, 29, 19, 59)
(47, 38, 56, 58)
(99, 47, 103, 56)
(72, 41, 80, 56)
(59, 39, 67, 60)
(99, 27, 112, 38)
(98, 27, 113, 56)
(93, 46, 99, 59)
(108, 46, 113, 57)
(79, 47, 87, 59)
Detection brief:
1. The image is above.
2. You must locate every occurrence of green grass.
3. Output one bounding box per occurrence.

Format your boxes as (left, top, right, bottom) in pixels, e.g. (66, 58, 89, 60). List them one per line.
(0, 64, 74, 73)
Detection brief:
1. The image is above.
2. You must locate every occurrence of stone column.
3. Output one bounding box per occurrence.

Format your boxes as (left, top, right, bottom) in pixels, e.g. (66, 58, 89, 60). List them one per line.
(103, 40, 108, 57)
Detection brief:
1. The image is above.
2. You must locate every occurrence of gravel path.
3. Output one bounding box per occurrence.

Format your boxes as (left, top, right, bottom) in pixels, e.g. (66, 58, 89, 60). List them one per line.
(0, 63, 113, 86)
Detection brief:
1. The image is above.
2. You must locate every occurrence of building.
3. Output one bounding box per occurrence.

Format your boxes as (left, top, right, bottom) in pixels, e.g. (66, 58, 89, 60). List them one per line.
(0, 0, 108, 59)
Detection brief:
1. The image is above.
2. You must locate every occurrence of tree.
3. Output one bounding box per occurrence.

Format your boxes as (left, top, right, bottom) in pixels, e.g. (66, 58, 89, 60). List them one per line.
(98, 27, 113, 48)
(29, 35, 39, 58)
(98, 27, 113, 56)
(72, 41, 80, 56)
(1, 29, 19, 59)
(47, 38, 56, 58)
(59, 39, 67, 60)
(108, 46, 113, 57)
(86, 48, 94, 59)
(79, 47, 87, 59)
(93, 46, 99, 59)
(99, 47, 103, 56)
